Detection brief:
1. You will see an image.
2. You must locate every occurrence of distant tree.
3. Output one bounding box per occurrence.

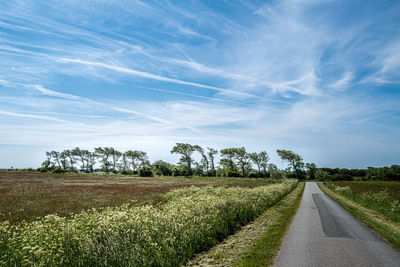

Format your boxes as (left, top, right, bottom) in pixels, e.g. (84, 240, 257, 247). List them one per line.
(59, 151, 69, 170)
(207, 148, 218, 176)
(258, 151, 270, 177)
(249, 152, 261, 174)
(109, 148, 122, 173)
(220, 148, 237, 172)
(306, 163, 317, 180)
(71, 147, 85, 171)
(119, 153, 129, 172)
(86, 151, 96, 173)
(48, 151, 61, 167)
(136, 151, 149, 168)
(64, 149, 77, 171)
(94, 147, 112, 173)
(267, 163, 278, 175)
(249, 151, 270, 177)
(196, 146, 209, 173)
(232, 147, 250, 177)
(276, 149, 305, 179)
(171, 143, 200, 175)
(124, 150, 140, 172)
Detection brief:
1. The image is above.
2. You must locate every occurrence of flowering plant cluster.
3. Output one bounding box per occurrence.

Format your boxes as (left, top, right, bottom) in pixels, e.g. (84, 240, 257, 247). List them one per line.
(0, 180, 297, 266)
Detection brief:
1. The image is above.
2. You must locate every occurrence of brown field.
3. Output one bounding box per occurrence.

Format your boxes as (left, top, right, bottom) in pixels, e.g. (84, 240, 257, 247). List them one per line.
(0, 170, 276, 224)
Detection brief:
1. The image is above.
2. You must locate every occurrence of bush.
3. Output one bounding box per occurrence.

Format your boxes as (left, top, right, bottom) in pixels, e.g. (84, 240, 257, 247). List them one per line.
(37, 167, 48, 173)
(51, 167, 67, 174)
(152, 160, 172, 176)
(247, 171, 259, 178)
(206, 170, 216, 177)
(178, 166, 192, 177)
(170, 166, 180, 176)
(138, 167, 153, 177)
(223, 170, 242, 178)
(270, 170, 286, 179)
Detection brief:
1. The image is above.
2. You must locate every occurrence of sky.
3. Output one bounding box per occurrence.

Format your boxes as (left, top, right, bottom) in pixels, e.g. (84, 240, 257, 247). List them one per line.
(0, 0, 399, 169)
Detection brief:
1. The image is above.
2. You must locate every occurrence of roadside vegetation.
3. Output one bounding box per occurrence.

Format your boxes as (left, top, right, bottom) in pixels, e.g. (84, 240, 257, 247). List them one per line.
(323, 181, 400, 223)
(186, 183, 304, 266)
(319, 182, 400, 250)
(0, 180, 298, 266)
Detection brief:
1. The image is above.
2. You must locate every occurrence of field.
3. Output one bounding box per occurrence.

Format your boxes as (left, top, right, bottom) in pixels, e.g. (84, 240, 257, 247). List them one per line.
(324, 181, 400, 223)
(0, 170, 277, 224)
(0, 172, 298, 266)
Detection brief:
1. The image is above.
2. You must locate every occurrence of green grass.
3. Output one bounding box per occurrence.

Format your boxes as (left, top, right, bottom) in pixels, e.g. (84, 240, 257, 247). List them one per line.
(319, 183, 400, 251)
(329, 181, 400, 201)
(235, 182, 305, 267)
(0, 170, 280, 224)
(324, 181, 400, 223)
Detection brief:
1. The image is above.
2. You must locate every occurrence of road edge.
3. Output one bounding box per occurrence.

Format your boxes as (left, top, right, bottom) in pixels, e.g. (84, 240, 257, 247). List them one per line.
(318, 183, 400, 251)
(235, 182, 305, 267)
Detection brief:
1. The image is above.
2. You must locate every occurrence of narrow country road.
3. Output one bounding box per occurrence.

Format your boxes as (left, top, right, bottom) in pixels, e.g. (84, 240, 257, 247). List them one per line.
(273, 182, 400, 267)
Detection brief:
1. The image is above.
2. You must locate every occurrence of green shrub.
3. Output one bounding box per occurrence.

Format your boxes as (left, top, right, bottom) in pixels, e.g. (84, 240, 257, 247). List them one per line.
(37, 167, 48, 173)
(223, 170, 241, 177)
(270, 170, 286, 179)
(248, 171, 259, 178)
(138, 167, 153, 177)
(51, 167, 67, 173)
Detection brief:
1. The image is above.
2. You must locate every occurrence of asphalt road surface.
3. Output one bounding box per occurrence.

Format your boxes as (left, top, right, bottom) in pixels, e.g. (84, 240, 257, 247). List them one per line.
(273, 182, 400, 267)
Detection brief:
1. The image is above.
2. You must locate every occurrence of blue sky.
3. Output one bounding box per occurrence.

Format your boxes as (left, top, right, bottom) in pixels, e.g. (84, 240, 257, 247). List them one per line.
(0, 0, 399, 168)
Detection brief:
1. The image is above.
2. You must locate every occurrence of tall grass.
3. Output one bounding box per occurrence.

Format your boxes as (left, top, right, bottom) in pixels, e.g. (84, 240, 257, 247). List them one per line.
(0, 180, 297, 266)
(324, 182, 400, 223)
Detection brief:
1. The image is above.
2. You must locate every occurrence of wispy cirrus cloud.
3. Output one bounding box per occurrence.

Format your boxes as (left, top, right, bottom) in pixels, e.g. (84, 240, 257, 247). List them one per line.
(59, 58, 258, 99)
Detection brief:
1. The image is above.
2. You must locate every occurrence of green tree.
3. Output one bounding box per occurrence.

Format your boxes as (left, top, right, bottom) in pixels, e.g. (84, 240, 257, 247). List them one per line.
(109, 148, 122, 173)
(94, 147, 113, 173)
(232, 147, 250, 177)
(124, 150, 140, 172)
(306, 163, 317, 180)
(63, 149, 77, 171)
(196, 146, 209, 173)
(136, 151, 149, 168)
(71, 147, 85, 171)
(249, 151, 269, 177)
(276, 149, 305, 179)
(171, 143, 200, 176)
(207, 148, 218, 176)
(220, 148, 237, 172)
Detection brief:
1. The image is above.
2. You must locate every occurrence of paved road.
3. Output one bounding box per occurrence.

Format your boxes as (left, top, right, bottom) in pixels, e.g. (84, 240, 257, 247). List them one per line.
(273, 182, 400, 267)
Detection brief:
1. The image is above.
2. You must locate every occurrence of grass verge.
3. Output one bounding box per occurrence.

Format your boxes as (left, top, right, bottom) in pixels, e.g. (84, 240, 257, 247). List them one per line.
(319, 183, 400, 251)
(236, 182, 305, 267)
(186, 182, 304, 266)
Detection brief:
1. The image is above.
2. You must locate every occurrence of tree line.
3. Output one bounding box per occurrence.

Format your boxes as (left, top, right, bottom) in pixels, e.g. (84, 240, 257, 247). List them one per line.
(36, 143, 399, 181)
(315, 165, 400, 181)
(38, 143, 313, 179)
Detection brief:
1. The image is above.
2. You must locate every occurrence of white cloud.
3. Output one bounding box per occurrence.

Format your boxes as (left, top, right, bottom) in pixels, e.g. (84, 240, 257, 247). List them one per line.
(0, 109, 67, 123)
(329, 72, 353, 90)
(59, 58, 257, 99)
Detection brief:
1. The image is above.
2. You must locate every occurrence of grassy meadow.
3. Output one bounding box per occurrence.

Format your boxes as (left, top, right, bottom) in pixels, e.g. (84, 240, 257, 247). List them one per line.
(324, 181, 400, 223)
(0, 170, 277, 224)
(0, 171, 298, 266)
